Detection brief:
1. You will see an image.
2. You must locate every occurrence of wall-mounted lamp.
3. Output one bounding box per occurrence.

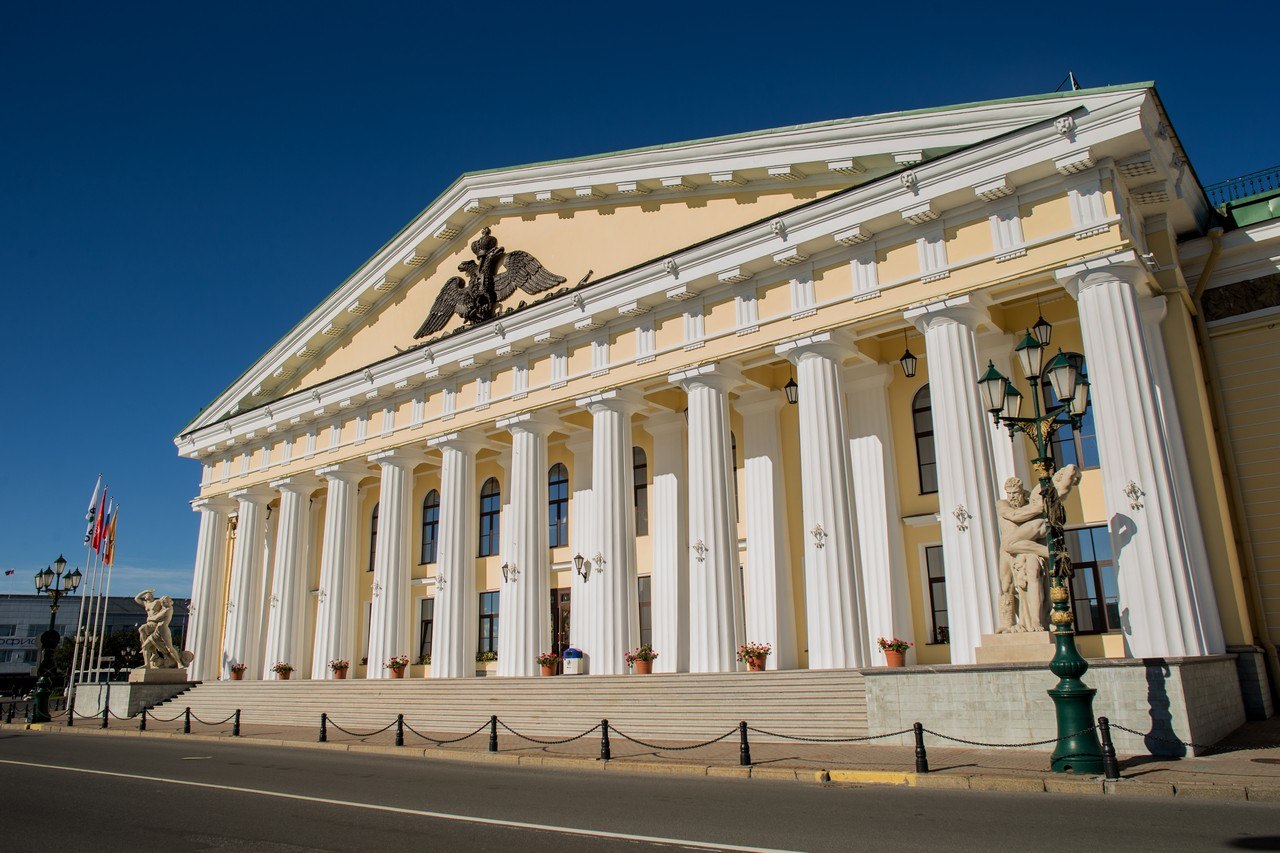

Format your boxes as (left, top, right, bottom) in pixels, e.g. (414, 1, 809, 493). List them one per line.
(501, 561, 519, 583)
(573, 553, 590, 582)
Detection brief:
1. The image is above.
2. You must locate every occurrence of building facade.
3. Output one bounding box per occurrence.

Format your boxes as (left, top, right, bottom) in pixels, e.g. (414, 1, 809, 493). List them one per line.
(175, 84, 1278, 709)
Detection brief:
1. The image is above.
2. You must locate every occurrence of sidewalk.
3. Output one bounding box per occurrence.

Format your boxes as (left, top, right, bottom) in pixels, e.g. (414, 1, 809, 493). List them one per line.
(9, 713, 1280, 803)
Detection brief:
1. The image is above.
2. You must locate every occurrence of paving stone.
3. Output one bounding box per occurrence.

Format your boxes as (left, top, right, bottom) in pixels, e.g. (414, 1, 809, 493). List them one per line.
(1174, 784, 1247, 801)
(969, 775, 1045, 793)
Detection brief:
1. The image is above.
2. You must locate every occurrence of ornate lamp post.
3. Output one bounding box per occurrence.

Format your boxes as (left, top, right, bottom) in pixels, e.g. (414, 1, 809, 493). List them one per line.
(977, 328, 1103, 774)
(29, 555, 81, 723)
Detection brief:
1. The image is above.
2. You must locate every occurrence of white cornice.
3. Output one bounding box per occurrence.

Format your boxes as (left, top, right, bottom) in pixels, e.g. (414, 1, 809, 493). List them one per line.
(180, 87, 1153, 442)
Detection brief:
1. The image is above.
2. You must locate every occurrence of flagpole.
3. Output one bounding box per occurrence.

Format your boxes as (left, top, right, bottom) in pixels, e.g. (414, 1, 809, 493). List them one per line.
(94, 508, 119, 680)
(81, 550, 105, 684)
(69, 475, 102, 695)
(65, 545, 96, 697)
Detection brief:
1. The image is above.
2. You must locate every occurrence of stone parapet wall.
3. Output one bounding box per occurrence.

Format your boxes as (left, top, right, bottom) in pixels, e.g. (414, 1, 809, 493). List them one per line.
(863, 655, 1246, 756)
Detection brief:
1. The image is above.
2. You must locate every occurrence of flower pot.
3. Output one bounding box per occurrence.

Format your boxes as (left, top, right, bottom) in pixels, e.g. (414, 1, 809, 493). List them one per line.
(230, 670, 244, 681)
(389, 667, 405, 679)
(278, 671, 291, 681)
(884, 650, 906, 667)
(333, 669, 348, 680)
(540, 664, 556, 677)
(633, 660, 653, 675)
(747, 659, 766, 672)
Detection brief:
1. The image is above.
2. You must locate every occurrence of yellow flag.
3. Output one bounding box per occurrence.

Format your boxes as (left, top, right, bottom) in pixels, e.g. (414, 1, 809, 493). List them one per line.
(104, 509, 119, 566)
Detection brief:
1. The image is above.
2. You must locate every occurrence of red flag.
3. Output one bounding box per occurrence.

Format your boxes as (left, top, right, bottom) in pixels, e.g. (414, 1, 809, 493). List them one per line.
(103, 508, 119, 566)
(91, 491, 109, 553)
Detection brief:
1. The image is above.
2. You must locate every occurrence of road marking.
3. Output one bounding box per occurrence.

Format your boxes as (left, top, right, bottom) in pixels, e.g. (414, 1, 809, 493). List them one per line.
(0, 758, 797, 852)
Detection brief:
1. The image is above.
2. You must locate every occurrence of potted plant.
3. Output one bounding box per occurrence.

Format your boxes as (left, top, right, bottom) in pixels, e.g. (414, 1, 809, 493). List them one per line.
(476, 650, 498, 663)
(329, 659, 350, 680)
(416, 654, 431, 666)
(737, 642, 772, 672)
(877, 637, 913, 667)
(270, 662, 294, 680)
(624, 645, 658, 675)
(385, 655, 409, 678)
(536, 652, 560, 676)
(229, 662, 247, 681)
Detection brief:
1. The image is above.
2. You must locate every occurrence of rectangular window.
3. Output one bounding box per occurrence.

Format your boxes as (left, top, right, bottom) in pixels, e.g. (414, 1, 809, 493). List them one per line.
(418, 598, 435, 662)
(0, 651, 10, 663)
(21, 650, 37, 664)
(0, 625, 14, 637)
(548, 468, 569, 548)
(26, 624, 43, 637)
(1066, 525, 1119, 634)
(478, 591, 499, 654)
(925, 545, 949, 644)
(637, 576, 653, 648)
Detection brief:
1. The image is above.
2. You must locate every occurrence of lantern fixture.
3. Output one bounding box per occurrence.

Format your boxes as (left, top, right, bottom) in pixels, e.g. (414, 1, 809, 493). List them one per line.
(1032, 313, 1053, 347)
(1002, 381, 1024, 420)
(53, 554, 67, 576)
(1014, 330, 1045, 380)
(978, 360, 1009, 414)
(501, 562, 519, 583)
(1045, 349, 1080, 405)
(573, 553, 589, 582)
(1070, 376, 1091, 417)
(783, 377, 798, 405)
(67, 567, 82, 591)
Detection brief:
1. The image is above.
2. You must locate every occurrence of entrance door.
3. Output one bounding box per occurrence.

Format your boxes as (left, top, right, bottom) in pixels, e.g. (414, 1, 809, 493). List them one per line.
(550, 588, 571, 657)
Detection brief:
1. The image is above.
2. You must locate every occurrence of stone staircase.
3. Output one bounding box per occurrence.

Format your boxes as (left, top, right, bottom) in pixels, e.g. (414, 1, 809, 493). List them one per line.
(150, 670, 867, 742)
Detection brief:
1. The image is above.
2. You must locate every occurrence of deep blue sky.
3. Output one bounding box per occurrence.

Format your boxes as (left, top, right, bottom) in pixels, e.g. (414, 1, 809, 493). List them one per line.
(1, 1, 1274, 597)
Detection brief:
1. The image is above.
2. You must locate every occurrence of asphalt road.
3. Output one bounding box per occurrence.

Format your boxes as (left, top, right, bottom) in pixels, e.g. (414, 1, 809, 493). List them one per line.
(1, 732, 1277, 852)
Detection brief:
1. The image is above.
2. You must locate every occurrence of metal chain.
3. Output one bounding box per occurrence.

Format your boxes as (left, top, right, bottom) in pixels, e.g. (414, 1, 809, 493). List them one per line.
(609, 726, 738, 751)
(746, 726, 913, 743)
(325, 717, 398, 738)
(402, 718, 492, 745)
(146, 711, 186, 723)
(921, 726, 1097, 748)
(497, 719, 600, 745)
(1109, 724, 1215, 752)
(189, 711, 239, 727)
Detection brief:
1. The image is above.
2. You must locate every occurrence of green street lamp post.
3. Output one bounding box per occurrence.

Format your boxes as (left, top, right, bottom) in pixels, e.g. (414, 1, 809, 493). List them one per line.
(28, 555, 81, 723)
(977, 326, 1104, 774)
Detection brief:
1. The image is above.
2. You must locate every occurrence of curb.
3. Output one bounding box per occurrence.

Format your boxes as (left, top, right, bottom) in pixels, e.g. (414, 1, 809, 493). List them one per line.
(5, 722, 1277, 802)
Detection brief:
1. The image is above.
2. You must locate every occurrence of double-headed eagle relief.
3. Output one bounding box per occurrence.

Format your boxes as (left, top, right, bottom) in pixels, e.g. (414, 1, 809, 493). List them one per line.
(414, 227, 567, 339)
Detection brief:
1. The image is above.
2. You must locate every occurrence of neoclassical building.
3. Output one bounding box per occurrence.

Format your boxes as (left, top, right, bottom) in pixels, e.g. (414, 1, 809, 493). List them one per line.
(176, 82, 1278, 714)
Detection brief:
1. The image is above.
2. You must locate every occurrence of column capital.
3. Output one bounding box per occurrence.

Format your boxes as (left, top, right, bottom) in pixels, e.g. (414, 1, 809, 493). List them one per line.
(903, 293, 991, 335)
(427, 430, 484, 453)
(191, 495, 236, 514)
(668, 362, 745, 394)
(230, 485, 275, 505)
(734, 387, 787, 417)
(496, 410, 559, 437)
(368, 446, 428, 468)
(1054, 249, 1152, 299)
(575, 386, 644, 416)
(775, 330, 858, 365)
(315, 460, 369, 483)
(645, 409, 687, 436)
(269, 473, 322, 495)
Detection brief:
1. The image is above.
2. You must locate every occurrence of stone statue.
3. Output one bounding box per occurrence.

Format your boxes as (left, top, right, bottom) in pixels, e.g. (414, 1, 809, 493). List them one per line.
(135, 589, 193, 669)
(995, 466, 1080, 633)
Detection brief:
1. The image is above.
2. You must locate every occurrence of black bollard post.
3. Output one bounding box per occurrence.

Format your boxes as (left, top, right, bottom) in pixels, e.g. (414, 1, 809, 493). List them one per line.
(233, 709, 241, 737)
(1098, 717, 1120, 781)
(319, 712, 327, 743)
(64, 698, 72, 727)
(101, 707, 109, 729)
(140, 708, 147, 732)
(600, 719, 611, 761)
(913, 722, 929, 774)
(488, 715, 498, 753)
(183, 707, 191, 734)
(396, 714, 404, 747)
(739, 721, 752, 767)
(6, 702, 13, 724)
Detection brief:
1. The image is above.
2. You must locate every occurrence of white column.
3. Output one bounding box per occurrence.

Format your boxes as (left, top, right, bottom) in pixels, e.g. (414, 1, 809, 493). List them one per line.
(737, 390, 798, 670)
(671, 364, 743, 673)
(776, 332, 868, 669)
(366, 448, 427, 677)
(222, 486, 273, 679)
(646, 412, 689, 672)
(429, 433, 480, 678)
(565, 433, 595, 656)
(576, 388, 642, 674)
(186, 496, 234, 681)
(843, 365, 916, 663)
(262, 475, 319, 678)
(310, 462, 366, 679)
(978, 331, 1032, 492)
(496, 414, 556, 677)
(1058, 255, 1224, 656)
(905, 295, 1002, 664)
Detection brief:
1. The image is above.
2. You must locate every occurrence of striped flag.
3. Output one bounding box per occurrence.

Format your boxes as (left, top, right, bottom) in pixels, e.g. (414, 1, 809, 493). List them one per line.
(83, 475, 102, 545)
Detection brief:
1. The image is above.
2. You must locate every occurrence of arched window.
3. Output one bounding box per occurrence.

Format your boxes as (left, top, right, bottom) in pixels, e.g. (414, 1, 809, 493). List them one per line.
(633, 447, 648, 535)
(912, 385, 938, 495)
(368, 502, 379, 572)
(420, 490, 440, 564)
(548, 463, 569, 547)
(478, 478, 501, 557)
(1041, 352, 1099, 469)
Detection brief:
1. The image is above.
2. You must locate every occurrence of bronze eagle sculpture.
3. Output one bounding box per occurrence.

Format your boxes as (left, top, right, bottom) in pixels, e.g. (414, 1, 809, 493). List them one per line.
(413, 227, 566, 339)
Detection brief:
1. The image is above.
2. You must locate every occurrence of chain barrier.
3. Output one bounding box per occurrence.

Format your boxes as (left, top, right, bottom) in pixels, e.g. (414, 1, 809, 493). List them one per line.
(402, 718, 492, 745)
(610, 726, 739, 751)
(189, 711, 240, 727)
(496, 719, 601, 746)
(146, 710, 187, 723)
(921, 726, 1098, 748)
(324, 717, 399, 739)
(1109, 723, 1216, 753)
(746, 726, 914, 743)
